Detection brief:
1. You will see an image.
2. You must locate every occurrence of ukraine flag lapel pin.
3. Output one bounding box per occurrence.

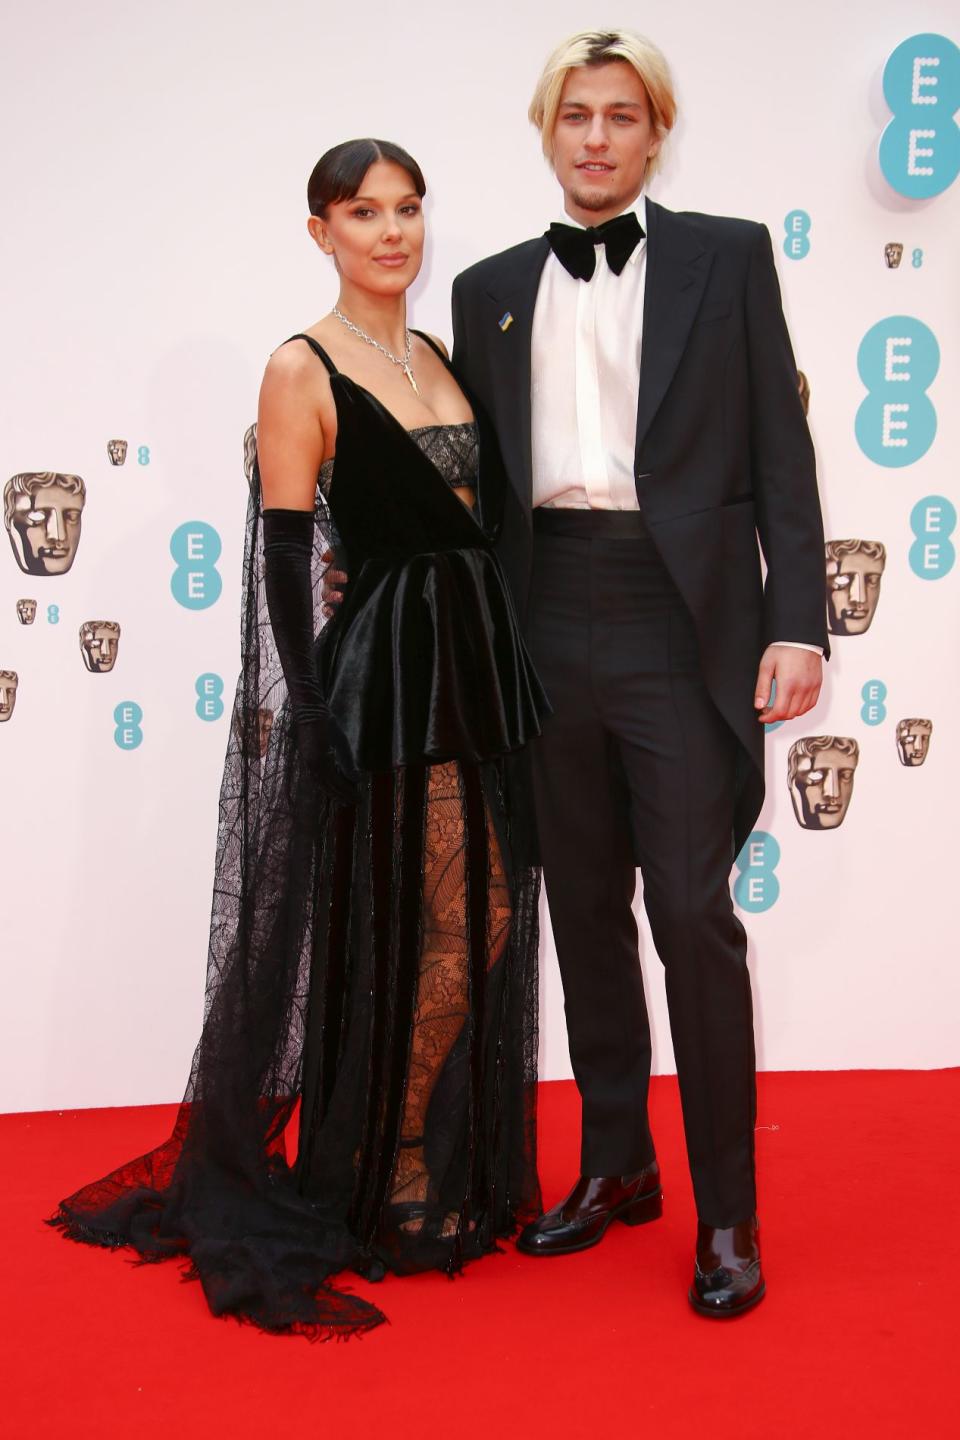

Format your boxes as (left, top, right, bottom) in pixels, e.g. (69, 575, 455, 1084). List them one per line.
(498, 311, 514, 332)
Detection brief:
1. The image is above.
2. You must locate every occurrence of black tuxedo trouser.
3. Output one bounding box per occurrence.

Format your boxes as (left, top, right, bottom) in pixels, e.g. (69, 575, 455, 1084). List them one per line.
(525, 509, 757, 1228)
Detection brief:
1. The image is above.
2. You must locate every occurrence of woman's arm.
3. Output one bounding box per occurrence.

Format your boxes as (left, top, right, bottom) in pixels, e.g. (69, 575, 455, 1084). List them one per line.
(257, 346, 355, 800)
(257, 344, 327, 510)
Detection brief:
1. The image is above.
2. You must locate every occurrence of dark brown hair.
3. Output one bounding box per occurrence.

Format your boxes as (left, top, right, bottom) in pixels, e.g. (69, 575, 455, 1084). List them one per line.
(307, 138, 426, 217)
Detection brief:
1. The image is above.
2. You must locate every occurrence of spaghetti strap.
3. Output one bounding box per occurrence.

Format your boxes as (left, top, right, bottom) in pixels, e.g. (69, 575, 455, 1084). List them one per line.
(411, 329, 450, 365)
(284, 332, 339, 376)
(286, 329, 446, 374)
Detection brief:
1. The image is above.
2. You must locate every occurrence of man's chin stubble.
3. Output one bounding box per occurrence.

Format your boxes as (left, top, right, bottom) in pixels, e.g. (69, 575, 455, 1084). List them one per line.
(568, 184, 629, 214)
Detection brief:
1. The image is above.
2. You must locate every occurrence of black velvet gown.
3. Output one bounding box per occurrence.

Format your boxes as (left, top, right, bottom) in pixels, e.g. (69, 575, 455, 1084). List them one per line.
(49, 331, 549, 1339)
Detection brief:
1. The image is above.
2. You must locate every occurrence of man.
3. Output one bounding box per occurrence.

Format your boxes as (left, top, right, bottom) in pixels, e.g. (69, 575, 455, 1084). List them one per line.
(449, 29, 827, 1316)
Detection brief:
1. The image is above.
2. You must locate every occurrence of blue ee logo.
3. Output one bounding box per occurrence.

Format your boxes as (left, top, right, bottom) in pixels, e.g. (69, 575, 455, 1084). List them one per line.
(170, 522, 222, 610)
(114, 701, 143, 750)
(879, 34, 960, 199)
(855, 317, 938, 467)
(733, 831, 780, 913)
(783, 210, 810, 261)
(195, 673, 224, 721)
(909, 495, 957, 579)
(764, 678, 783, 733)
(861, 680, 887, 726)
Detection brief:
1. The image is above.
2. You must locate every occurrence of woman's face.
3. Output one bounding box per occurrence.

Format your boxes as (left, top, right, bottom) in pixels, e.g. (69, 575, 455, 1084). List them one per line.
(311, 160, 425, 295)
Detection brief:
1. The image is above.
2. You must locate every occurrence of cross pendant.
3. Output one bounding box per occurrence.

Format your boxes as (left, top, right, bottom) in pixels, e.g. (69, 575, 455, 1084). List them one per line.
(403, 364, 421, 397)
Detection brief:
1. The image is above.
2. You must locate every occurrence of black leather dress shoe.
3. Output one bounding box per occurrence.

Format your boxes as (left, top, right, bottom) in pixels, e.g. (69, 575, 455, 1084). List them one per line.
(516, 1164, 662, 1256)
(689, 1216, 765, 1317)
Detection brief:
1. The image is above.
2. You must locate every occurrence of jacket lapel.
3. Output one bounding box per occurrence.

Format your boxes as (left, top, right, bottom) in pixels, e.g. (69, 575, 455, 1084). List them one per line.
(635, 201, 714, 465)
(483, 237, 551, 510)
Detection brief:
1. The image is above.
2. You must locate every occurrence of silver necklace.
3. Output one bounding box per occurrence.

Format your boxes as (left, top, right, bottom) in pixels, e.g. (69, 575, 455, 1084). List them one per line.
(332, 306, 421, 396)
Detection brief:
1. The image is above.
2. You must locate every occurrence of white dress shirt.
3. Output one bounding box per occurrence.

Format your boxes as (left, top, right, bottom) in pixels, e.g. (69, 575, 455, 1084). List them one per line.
(529, 192, 821, 656)
(531, 195, 647, 510)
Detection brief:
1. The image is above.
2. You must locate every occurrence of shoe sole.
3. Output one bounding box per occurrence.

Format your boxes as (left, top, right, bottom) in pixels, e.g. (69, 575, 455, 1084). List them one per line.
(516, 1188, 663, 1257)
(687, 1279, 766, 1318)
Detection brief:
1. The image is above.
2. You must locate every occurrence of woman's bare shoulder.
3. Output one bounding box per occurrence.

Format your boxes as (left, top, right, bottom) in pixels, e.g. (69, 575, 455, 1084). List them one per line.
(261, 339, 335, 418)
(262, 336, 321, 384)
(421, 331, 449, 359)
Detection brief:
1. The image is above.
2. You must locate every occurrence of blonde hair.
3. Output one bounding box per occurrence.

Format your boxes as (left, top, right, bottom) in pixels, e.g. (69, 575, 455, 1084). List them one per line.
(528, 29, 677, 179)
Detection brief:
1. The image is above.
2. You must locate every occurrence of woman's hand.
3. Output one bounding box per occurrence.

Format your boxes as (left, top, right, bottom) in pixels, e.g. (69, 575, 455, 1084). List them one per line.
(321, 548, 349, 618)
(294, 708, 357, 804)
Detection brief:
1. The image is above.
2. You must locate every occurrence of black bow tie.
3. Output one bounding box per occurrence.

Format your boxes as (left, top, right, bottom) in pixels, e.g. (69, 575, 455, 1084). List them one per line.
(546, 212, 644, 281)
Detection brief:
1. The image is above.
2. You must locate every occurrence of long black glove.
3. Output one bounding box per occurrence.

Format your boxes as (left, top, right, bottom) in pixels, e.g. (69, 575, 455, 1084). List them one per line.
(262, 508, 356, 803)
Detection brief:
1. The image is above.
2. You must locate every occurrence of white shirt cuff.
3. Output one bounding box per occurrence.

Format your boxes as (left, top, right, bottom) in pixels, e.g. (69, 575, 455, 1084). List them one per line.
(771, 640, 824, 656)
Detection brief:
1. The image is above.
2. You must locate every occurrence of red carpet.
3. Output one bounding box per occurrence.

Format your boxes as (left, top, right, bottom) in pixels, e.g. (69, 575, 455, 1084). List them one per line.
(5, 1071, 956, 1438)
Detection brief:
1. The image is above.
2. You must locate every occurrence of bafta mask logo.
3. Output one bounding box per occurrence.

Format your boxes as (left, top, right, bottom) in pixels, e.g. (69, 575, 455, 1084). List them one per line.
(107, 439, 128, 466)
(79, 620, 121, 673)
(884, 243, 904, 270)
(826, 539, 886, 636)
(788, 736, 860, 831)
(16, 599, 37, 625)
(896, 718, 932, 767)
(233, 705, 274, 758)
(243, 423, 258, 491)
(797, 370, 810, 416)
(0, 670, 18, 723)
(4, 472, 86, 576)
(257, 707, 273, 756)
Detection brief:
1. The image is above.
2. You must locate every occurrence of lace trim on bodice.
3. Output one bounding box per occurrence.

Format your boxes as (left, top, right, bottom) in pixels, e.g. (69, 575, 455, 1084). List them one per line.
(319, 421, 478, 498)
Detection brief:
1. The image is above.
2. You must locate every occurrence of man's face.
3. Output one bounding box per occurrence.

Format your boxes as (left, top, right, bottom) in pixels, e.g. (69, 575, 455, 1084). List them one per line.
(826, 548, 884, 635)
(5, 476, 85, 576)
(790, 745, 858, 829)
(79, 621, 121, 672)
(0, 671, 18, 722)
(551, 61, 660, 225)
(16, 599, 36, 625)
(897, 723, 932, 767)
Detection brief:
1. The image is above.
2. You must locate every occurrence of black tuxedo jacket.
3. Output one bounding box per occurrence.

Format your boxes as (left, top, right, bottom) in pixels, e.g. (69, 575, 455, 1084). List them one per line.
(451, 198, 829, 850)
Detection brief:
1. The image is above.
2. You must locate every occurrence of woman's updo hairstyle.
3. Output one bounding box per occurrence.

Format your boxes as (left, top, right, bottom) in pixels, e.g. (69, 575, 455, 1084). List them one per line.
(307, 138, 426, 217)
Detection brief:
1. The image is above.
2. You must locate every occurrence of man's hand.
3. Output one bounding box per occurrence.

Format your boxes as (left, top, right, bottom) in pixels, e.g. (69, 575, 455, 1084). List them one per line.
(320, 547, 348, 618)
(754, 645, 822, 723)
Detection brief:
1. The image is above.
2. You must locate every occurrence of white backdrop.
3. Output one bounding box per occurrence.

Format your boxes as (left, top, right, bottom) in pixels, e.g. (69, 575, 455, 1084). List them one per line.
(1, 0, 958, 1112)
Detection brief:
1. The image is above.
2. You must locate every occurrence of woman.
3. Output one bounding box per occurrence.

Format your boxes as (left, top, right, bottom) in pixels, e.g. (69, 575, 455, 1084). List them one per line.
(49, 139, 549, 1339)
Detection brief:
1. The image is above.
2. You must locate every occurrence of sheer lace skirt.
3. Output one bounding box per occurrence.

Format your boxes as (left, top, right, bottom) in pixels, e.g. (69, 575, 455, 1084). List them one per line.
(49, 749, 540, 1339)
(47, 483, 541, 1341)
(295, 759, 536, 1273)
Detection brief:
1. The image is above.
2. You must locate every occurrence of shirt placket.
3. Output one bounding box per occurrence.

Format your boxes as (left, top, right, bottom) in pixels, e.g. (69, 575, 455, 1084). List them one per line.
(575, 250, 610, 507)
